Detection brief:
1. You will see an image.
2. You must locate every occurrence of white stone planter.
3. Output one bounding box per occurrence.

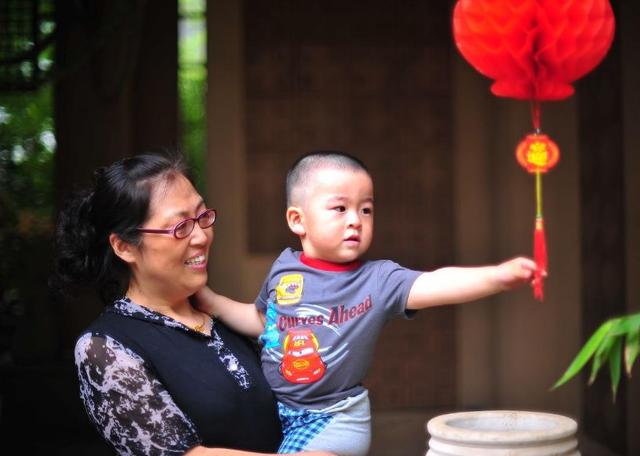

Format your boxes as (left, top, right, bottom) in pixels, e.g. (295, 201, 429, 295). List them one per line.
(426, 410, 579, 455)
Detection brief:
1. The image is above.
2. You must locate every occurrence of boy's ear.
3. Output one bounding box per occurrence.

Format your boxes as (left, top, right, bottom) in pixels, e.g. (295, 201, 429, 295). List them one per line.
(286, 206, 306, 236)
(109, 233, 137, 264)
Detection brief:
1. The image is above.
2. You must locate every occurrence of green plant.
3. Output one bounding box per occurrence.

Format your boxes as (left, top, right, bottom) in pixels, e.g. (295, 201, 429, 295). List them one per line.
(0, 85, 55, 362)
(178, 0, 206, 194)
(552, 312, 640, 400)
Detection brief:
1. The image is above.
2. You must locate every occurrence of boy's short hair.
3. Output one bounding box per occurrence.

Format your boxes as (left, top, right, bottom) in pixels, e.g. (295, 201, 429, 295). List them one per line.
(286, 150, 369, 206)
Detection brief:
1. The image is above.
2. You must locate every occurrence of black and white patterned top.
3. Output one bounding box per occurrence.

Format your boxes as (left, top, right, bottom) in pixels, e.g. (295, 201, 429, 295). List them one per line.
(75, 298, 282, 455)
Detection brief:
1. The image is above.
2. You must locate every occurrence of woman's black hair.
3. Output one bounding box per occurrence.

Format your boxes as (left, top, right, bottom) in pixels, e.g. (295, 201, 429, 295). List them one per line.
(51, 152, 189, 304)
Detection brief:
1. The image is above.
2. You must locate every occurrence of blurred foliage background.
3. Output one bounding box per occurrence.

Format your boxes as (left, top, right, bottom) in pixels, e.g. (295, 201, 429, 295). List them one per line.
(0, 0, 207, 364)
(179, 0, 206, 194)
(0, 0, 56, 360)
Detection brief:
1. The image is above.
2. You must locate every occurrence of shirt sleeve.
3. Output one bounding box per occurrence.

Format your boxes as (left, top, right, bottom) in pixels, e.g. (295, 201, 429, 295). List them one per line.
(255, 272, 271, 313)
(74, 333, 201, 456)
(256, 248, 290, 313)
(375, 260, 422, 319)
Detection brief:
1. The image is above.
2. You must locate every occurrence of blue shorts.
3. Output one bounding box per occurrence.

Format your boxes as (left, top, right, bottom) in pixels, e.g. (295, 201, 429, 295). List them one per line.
(277, 390, 371, 456)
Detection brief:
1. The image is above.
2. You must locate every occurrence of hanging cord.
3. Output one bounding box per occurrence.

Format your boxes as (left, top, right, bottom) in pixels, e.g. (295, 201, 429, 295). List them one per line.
(530, 99, 541, 131)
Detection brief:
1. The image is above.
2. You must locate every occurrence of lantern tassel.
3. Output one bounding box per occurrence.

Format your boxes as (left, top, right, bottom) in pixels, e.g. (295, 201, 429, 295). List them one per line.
(533, 171, 546, 300)
(533, 217, 547, 300)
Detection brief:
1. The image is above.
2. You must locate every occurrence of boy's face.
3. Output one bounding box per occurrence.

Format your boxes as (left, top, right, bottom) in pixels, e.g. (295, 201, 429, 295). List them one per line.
(291, 167, 374, 263)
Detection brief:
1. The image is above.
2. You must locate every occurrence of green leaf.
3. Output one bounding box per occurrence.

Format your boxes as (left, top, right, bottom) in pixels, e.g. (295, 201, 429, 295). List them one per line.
(589, 331, 616, 385)
(552, 319, 615, 390)
(611, 313, 640, 336)
(608, 336, 623, 401)
(625, 329, 639, 377)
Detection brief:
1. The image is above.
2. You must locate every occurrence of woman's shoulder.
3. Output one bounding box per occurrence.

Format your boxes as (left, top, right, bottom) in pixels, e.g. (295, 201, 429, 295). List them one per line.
(80, 300, 155, 337)
(74, 305, 147, 364)
(75, 309, 118, 343)
(74, 329, 146, 375)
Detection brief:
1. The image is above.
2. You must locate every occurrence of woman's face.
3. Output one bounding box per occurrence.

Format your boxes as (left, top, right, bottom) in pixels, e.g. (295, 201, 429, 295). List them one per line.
(128, 173, 213, 304)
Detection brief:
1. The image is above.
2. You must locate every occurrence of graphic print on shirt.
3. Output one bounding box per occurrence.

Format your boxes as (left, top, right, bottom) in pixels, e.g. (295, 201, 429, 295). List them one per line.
(261, 303, 280, 349)
(261, 286, 375, 385)
(280, 327, 326, 384)
(276, 273, 304, 305)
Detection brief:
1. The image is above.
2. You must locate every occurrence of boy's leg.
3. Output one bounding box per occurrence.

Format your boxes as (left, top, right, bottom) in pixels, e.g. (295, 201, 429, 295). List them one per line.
(278, 390, 371, 456)
(304, 390, 371, 456)
(277, 404, 334, 454)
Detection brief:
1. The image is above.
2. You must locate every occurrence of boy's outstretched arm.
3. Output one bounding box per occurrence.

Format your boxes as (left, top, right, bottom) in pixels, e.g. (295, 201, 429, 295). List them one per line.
(406, 257, 538, 310)
(195, 286, 265, 338)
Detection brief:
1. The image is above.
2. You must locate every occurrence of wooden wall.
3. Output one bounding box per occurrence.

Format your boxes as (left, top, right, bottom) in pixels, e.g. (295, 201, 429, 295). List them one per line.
(214, 0, 458, 409)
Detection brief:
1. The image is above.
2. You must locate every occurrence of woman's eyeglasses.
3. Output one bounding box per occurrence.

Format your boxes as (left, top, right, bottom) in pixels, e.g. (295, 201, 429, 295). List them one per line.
(137, 208, 217, 239)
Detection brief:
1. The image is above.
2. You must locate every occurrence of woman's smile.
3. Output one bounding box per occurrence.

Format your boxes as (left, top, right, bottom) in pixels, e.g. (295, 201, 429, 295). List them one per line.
(185, 253, 207, 269)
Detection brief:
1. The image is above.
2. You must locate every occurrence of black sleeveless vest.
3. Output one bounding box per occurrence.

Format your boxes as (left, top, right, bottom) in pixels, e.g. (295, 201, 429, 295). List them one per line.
(86, 307, 282, 451)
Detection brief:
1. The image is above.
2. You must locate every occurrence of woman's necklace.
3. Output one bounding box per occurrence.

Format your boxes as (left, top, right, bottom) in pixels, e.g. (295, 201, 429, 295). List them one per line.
(124, 294, 210, 334)
(191, 311, 209, 334)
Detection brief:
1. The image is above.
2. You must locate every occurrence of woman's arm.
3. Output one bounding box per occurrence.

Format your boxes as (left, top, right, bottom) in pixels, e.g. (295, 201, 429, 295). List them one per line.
(78, 333, 319, 456)
(186, 448, 335, 456)
(75, 333, 202, 455)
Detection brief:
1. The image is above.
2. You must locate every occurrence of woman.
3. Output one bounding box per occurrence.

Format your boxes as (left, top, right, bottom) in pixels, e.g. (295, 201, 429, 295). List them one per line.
(53, 153, 332, 456)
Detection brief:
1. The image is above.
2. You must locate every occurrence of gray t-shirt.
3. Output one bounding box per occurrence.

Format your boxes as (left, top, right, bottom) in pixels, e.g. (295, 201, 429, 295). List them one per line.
(256, 248, 422, 409)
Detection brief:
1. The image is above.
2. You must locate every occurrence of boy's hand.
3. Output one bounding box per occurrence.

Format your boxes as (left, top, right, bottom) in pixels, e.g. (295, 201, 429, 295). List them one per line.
(494, 256, 541, 291)
(194, 286, 219, 316)
(193, 286, 265, 338)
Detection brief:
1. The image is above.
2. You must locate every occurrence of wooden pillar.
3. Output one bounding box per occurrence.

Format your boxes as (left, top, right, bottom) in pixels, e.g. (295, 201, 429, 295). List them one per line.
(54, 0, 177, 201)
(578, 3, 627, 452)
(53, 0, 178, 349)
(621, 2, 640, 454)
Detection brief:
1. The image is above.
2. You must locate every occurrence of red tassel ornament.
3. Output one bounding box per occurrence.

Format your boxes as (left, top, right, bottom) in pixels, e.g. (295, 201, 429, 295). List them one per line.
(515, 131, 558, 300)
(533, 217, 547, 300)
(452, 0, 615, 300)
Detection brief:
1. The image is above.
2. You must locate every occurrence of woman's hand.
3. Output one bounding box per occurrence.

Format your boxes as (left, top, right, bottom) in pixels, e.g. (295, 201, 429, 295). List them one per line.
(295, 452, 337, 456)
(186, 447, 336, 455)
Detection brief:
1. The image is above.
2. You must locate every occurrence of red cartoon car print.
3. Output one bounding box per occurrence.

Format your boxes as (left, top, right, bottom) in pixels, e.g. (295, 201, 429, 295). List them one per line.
(280, 328, 326, 384)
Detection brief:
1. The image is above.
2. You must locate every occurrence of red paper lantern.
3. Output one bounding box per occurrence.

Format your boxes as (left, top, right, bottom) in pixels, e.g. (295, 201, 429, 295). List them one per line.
(452, 0, 615, 300)
(453, 0, 615, 101)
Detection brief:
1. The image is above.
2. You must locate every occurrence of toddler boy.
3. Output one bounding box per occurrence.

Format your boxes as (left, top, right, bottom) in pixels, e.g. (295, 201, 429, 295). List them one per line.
(198, 151, 538, 456)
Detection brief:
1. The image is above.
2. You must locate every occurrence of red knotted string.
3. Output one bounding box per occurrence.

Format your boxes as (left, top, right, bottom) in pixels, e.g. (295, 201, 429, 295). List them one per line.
(453, 0, 614, 302)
